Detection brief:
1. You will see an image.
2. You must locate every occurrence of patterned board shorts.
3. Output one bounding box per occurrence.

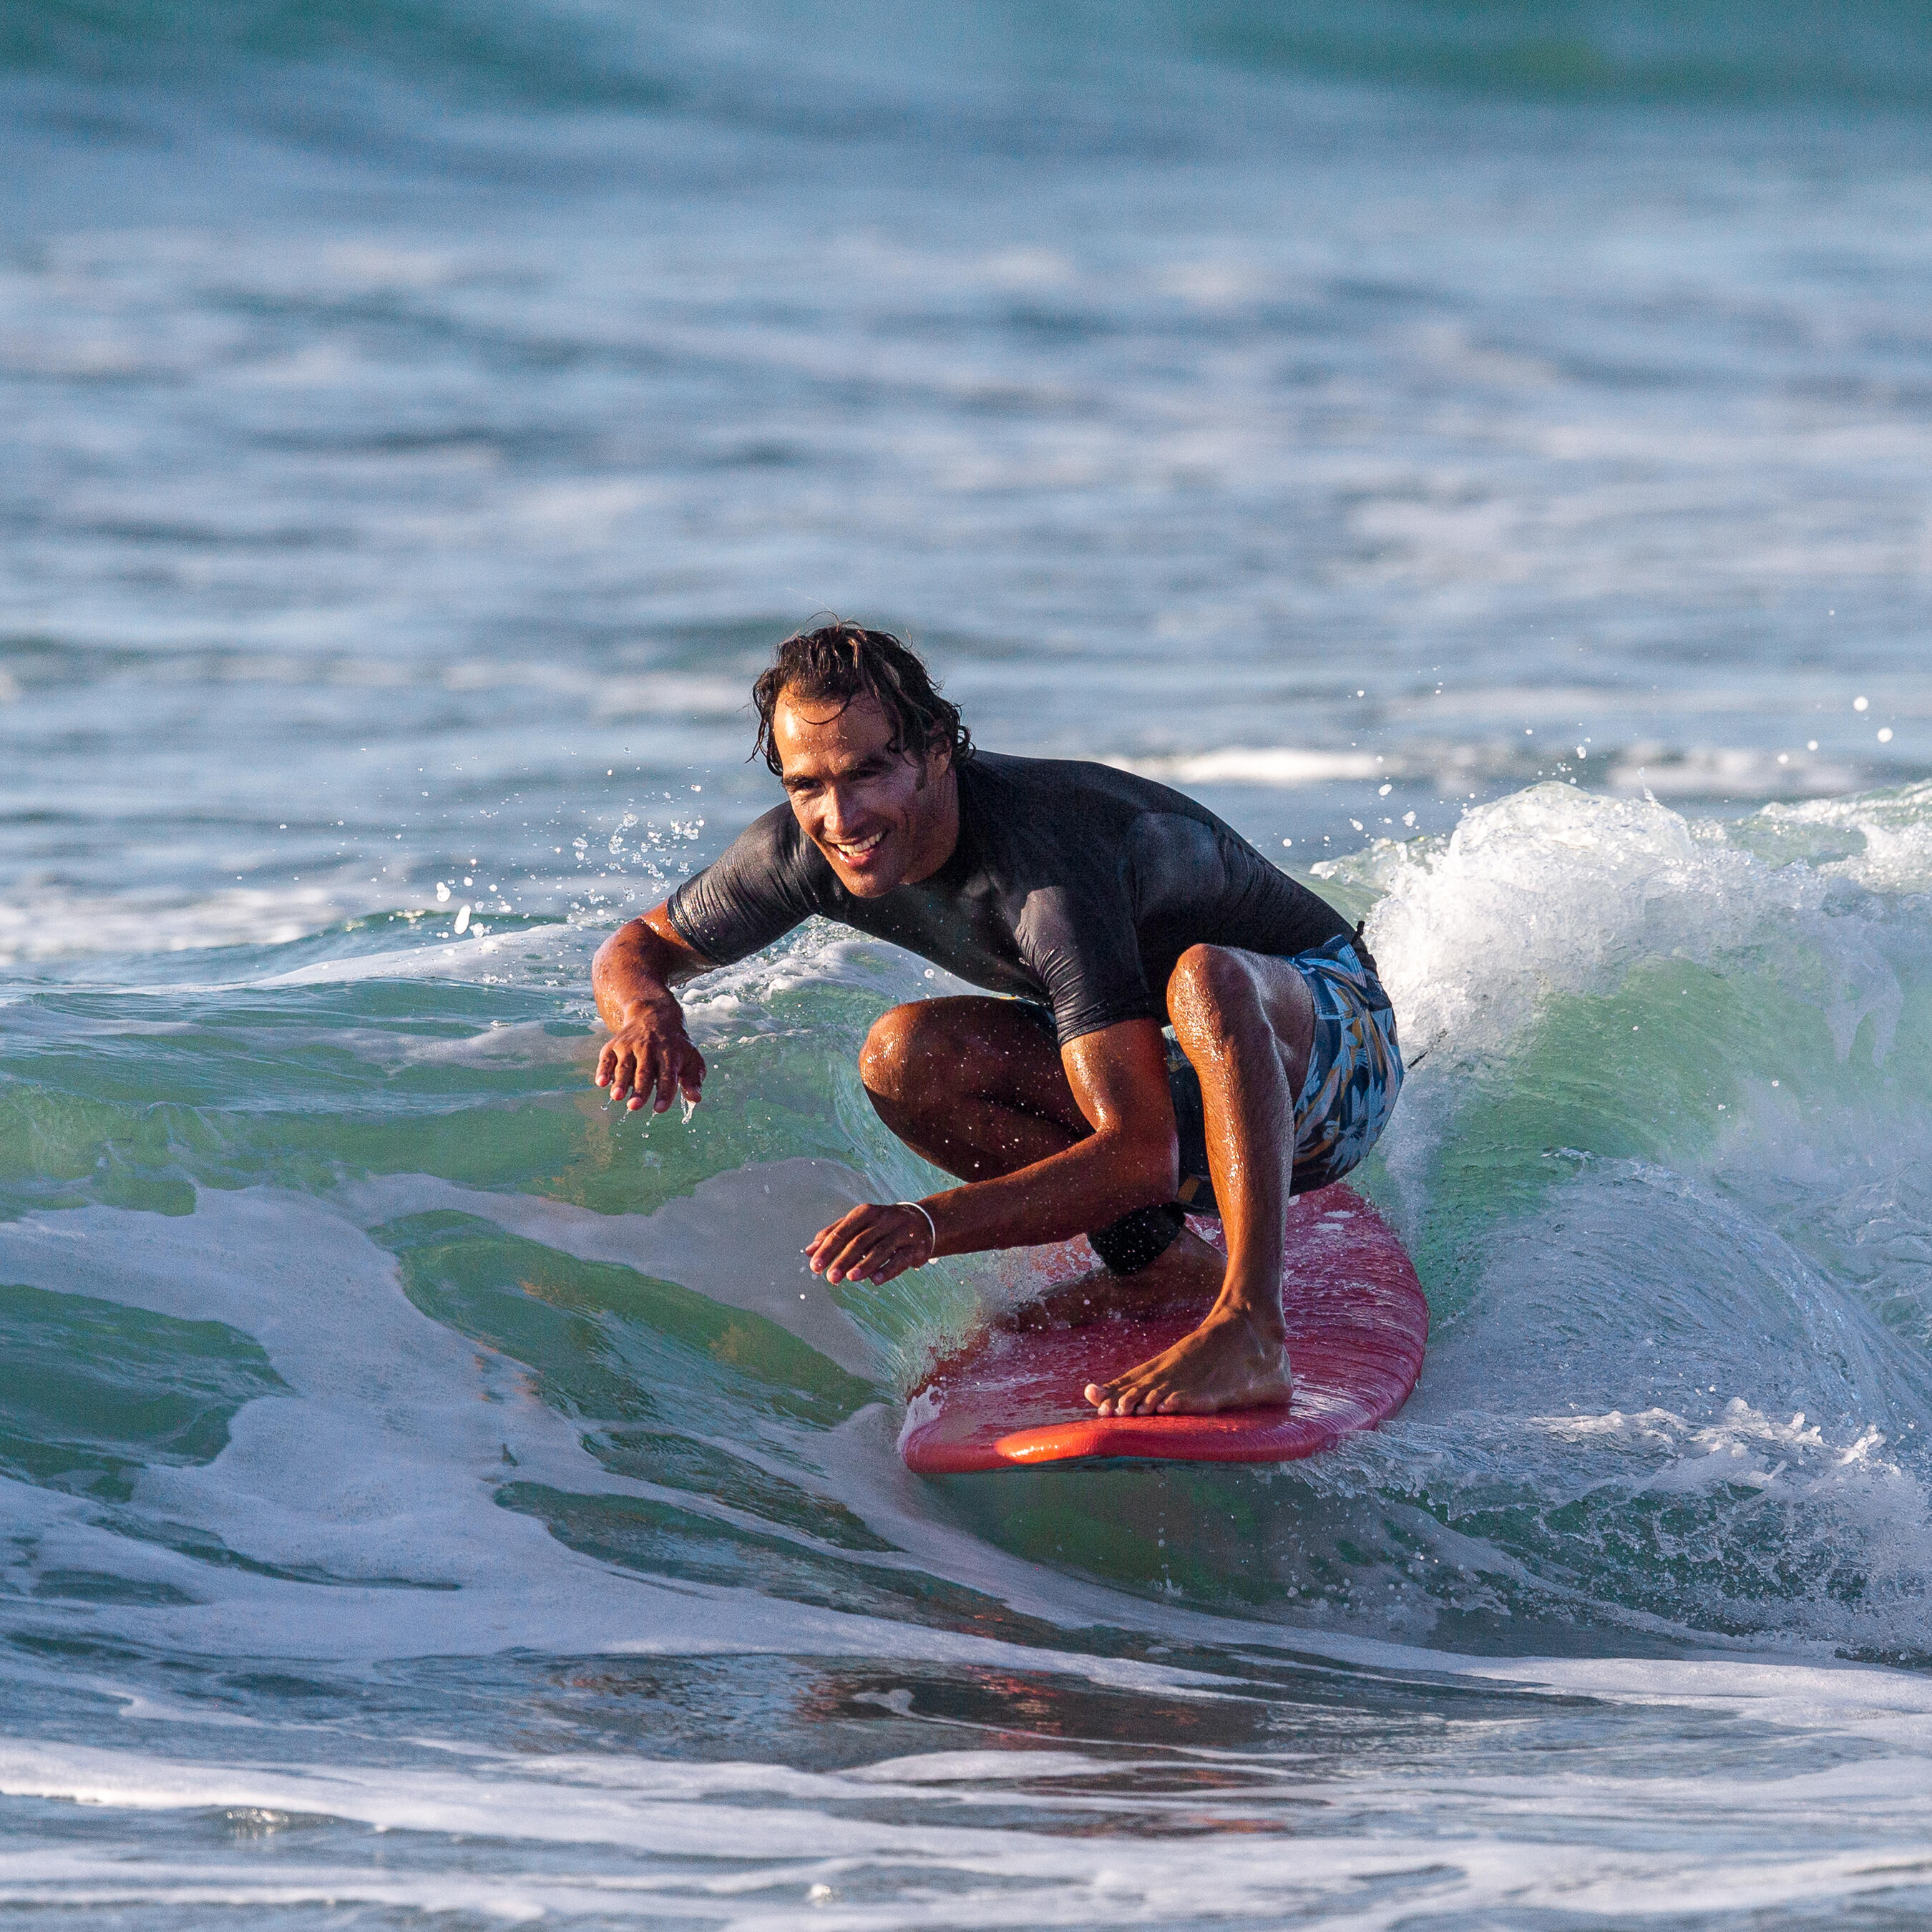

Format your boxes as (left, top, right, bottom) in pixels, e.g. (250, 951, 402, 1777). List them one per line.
(1018, 932, 1403, 1210)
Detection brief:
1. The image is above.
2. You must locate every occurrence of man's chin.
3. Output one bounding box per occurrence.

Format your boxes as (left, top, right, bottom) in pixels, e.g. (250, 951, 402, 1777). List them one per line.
(823, 845, 902, 896)
(835, 864, 901, 897)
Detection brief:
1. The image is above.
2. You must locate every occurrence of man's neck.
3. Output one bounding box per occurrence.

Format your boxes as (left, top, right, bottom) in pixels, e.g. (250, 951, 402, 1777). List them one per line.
(901, 763, 962, 885)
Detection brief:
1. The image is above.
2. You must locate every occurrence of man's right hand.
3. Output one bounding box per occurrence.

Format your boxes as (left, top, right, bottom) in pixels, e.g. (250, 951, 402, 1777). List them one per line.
(595, 1004, 706, 1113)
(590, 906, 716, 1112)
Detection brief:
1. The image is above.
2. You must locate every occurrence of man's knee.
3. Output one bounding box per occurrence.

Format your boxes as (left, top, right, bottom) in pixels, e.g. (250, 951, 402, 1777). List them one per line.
(859, 1002, 942, 1106)
(1167, 943, 1257, 1040)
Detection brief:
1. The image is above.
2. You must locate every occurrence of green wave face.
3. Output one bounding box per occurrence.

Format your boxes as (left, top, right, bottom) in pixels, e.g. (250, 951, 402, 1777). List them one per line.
(10, 0, 1931, 112)
(4, 781, 1931, 1662)
(1191, 0, 1932, 107)
(0, 1282, 284, 1504)
(0, 0, 680, 110)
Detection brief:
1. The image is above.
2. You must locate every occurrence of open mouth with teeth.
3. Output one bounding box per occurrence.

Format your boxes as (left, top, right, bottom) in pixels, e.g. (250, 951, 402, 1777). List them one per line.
(830, 830, 887, 862)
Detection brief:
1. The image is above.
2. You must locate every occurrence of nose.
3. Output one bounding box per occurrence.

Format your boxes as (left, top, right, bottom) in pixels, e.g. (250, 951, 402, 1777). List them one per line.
(820, 783, 858, 840)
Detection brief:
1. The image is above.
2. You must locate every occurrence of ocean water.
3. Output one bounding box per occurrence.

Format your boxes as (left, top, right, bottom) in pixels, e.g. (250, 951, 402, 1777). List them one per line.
(4, 3, 1932, 1923)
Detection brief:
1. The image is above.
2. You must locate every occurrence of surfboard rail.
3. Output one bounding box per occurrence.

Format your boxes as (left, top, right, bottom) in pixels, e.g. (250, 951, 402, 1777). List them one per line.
(899, 1184, 1427, 1474)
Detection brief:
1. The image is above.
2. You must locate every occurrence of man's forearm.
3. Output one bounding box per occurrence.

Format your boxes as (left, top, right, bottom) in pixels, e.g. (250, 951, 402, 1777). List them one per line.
(922, 1128, 1177, 1259)
(592, 918, 690, 1030)
(592, 911, 712, 1113)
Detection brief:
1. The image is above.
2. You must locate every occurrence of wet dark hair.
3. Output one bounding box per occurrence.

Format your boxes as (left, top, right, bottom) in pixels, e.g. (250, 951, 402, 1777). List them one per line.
(751, 623, 973, 776)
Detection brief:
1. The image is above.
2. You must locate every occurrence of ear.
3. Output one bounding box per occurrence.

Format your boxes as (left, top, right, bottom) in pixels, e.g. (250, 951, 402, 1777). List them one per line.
(913, 740, 950, 791)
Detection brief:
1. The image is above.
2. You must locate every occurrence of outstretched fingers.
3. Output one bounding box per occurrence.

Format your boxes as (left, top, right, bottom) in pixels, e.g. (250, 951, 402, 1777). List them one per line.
(596, 1033, 706, 1113)
(595, 1038, 626, 1095)
(650, 1039, 686, 1113)
(595, 1038, 650, 1108)
(675, 1041, 705, 1106)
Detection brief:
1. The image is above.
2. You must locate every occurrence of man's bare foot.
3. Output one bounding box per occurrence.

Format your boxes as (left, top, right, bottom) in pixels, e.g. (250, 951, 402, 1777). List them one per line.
(1003, 1226, 1224, 1332)
(1083, 1304, 1292, 1416)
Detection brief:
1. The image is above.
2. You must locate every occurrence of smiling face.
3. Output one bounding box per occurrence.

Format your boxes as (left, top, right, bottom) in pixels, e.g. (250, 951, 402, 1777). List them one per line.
(772, 691, 958, 897)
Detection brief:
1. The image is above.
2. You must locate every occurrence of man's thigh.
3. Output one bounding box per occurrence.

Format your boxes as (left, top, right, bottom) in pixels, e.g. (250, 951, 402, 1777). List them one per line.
(1242, 949, 1317, 1088)
(1176, 947, 1316, 1091)
(1165, 947, 1317, 1212)
(869, 995, 1085, 1128)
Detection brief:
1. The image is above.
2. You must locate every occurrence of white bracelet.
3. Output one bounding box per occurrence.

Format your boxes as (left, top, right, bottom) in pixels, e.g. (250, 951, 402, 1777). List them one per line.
(896, 1200, 937, 1259)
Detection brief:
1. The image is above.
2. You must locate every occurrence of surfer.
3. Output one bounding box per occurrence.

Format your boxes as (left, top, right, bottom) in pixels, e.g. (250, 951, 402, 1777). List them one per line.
(591, 625, 1402, 1416)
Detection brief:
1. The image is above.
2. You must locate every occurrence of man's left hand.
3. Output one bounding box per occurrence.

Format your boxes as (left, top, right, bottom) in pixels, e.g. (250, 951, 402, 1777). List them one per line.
(806, 1203, 935, 1285)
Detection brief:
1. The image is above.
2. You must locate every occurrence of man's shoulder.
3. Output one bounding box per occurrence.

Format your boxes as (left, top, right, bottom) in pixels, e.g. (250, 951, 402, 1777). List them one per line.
(711, 801, 829, 890)
(733, 798, 806, 854)
(973, 749, 1213, 819)
(967, 751, 1224, 831)
(961, 753, 1246, 914)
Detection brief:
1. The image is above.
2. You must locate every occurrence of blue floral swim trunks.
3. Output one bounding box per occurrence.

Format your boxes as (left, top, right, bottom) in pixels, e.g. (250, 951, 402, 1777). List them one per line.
(1165, 933, 1404, 1208)
(1015, 932, 1403, 1211)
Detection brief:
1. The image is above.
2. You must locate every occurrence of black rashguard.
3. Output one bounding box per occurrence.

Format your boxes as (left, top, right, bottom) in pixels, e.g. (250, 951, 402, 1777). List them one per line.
(665, 751, 1351, 1046)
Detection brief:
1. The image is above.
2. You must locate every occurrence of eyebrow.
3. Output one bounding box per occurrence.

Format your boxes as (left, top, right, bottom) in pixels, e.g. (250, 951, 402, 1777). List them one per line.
(786, 753, 891, 786)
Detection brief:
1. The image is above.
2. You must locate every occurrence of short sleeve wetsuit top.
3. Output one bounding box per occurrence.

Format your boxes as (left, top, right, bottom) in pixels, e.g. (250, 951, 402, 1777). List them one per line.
(665, 752, 1351, 1045)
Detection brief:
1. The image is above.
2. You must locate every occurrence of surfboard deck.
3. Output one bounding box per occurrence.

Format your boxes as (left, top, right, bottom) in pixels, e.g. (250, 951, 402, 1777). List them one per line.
(898, 1183, 1426, 1473)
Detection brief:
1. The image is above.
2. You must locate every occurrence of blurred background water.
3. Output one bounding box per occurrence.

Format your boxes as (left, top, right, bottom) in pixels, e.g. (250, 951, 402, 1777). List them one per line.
(4, 4, 1932, 1925)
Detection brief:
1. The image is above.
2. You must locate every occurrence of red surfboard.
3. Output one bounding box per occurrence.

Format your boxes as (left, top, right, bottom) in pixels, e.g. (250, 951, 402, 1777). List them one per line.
(899, 1184, 1427, 1474)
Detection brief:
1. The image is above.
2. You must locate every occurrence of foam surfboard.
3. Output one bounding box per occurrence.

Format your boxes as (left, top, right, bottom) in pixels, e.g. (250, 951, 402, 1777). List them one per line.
(899, 1183, 1426, 1473)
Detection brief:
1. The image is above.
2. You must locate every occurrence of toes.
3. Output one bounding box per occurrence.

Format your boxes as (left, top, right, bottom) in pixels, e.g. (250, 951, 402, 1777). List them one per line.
(1087, 1367, 1174, 1418)
(1088, 1360, 1200, 1419)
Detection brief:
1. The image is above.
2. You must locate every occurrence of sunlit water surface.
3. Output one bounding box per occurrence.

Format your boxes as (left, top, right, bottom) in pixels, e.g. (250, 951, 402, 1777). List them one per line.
(5, 3, 1932, 1924)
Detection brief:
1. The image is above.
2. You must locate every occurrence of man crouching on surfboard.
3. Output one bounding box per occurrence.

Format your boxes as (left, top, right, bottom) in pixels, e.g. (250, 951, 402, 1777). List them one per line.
(590, 625, 1402, 1418)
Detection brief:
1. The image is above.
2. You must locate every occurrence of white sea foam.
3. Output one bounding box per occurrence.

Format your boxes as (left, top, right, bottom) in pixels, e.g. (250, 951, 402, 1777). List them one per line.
(1111, 748, 1382, 786)
(1112, 738, 1883, 800)
(0, 883, 354, 966)
(1353, 782, 1906, 1063)
(1756, 779, 1932, 894)
(6, 1670, 1932, 1927)
(1347, 1161, 1932, 1642)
